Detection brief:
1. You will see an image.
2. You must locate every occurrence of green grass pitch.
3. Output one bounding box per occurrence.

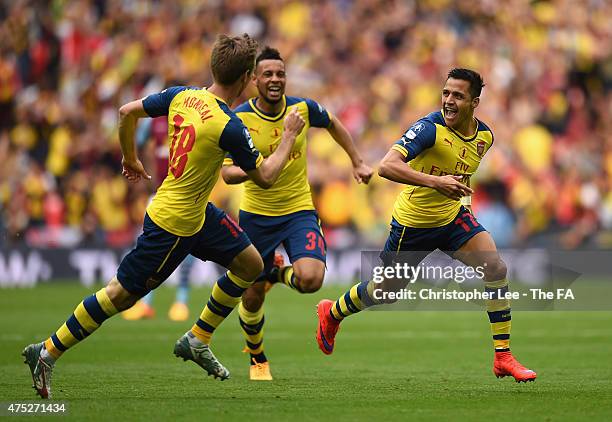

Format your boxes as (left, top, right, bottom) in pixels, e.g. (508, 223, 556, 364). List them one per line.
(1, 283, 611, 421)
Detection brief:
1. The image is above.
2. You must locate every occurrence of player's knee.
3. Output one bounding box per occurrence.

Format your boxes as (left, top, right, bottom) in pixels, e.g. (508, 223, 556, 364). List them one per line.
(106, 277, 140, 311)
(483, 258, 507, 282)
(294, 268, 324, 293)
(230, 247, 264, 282)
(299, 276, 323, 293)
(242, 262, 264, 283)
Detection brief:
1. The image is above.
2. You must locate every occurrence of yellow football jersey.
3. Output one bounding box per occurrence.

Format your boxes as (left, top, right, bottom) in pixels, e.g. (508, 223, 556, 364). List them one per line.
(224, 95, 331, 216)
(391, 111, 493, 228)
(142, 86, 263, 236)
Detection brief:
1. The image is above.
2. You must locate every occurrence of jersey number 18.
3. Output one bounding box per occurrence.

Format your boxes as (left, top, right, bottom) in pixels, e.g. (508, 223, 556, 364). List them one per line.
(169, 114, 196, 179)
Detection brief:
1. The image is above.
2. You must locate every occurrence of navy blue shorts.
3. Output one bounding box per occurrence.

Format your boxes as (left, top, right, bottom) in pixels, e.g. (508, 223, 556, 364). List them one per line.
(383, 206, 487, 261)
(239, 209, 326, 274)
(117, 202, 252, 296)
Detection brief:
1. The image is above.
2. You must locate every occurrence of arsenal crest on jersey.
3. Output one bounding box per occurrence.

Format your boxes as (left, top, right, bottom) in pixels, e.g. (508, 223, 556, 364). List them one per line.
(477, 141, 486, 157)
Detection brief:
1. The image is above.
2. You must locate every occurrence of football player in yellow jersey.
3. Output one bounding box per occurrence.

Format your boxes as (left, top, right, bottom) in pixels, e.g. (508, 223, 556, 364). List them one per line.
(221, 47, 373, 380)
(316, 68, 537, 383)
(22, 34, 307, 399)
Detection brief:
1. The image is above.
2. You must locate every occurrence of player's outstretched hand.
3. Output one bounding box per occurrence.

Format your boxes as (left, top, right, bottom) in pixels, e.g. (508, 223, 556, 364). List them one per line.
(121, 157, 151, 183)
(432, 175, 473, 200)
(353, 162, 374, 184)
(283, 108, 305, 136)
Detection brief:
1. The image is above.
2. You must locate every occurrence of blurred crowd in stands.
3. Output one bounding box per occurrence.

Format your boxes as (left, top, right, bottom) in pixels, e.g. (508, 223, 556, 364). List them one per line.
(0, 0, 610, 250)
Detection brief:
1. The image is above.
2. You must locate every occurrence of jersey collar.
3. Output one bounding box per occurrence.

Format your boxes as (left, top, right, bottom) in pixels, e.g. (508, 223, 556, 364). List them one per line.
(249, 95, 287, 122)
(441, 110, 480, 142)
(205, 87, 228, 105)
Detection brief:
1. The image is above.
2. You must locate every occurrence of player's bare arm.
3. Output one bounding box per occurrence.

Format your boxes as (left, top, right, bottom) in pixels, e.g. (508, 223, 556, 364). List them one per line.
(225, 108, 305, 189)
(327, 115, 373, 184)
(118, 99, 151, 183)
(221, 164, 249, 184)
(378, 149, 473, 200)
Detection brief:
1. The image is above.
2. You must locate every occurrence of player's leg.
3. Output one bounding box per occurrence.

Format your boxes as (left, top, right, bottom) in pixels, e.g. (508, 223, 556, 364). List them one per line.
(316, 219, 431, 354)
(453, 231, 510, 352)
(190, 206, 264, 346)
(239, 280, 272, 380)
(40, 277, 140, 360)
(168, 254, 194, 321)
(451, 210, 536, 382)
(188, 245, 263, 345)
(316, 262, 421, 355)
(282, 257, 326, 292)
(22, 277, 135, 398)
(238, 281, 268, 375)
(235, 210, 287, 379)
(174, 244, 262, 380)
(24, 213, 191, 398)
(238, 250, 272, 372)
(278, 211, 327, 293)
(174, 203, 262, 380)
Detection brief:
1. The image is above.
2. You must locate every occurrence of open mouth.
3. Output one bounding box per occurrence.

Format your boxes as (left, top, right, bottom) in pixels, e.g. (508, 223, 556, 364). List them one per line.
(268, 86, 282, 97)
(444, 108, 458, 119)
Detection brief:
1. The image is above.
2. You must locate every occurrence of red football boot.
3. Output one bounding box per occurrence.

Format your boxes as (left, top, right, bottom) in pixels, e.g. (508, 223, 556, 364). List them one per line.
(493, 351, 537, 383)
(316, 300, 340, 355)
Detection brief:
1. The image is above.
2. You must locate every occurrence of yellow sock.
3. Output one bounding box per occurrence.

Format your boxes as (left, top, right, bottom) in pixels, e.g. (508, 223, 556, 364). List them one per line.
(485, 278, 511, 352)
(330, 282, 366, 321)
(238, 303, 265, 355)
(279, 266, 298, 290)
(192, 271, 251, 344)
(45, 288, 118, 360)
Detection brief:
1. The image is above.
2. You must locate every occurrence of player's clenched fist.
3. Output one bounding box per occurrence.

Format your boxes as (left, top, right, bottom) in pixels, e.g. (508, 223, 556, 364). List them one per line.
(283, 108, 305, 135)
(352, 162, 374, 184)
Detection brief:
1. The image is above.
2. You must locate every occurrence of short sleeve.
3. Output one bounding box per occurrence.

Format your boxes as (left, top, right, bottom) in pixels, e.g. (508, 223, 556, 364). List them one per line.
(142, 86, 189, 117)
(223, 153, 234, 166)
(218, 118, 263, 172)
(305, 98, 331, 128)
(391, 120, 436, 162)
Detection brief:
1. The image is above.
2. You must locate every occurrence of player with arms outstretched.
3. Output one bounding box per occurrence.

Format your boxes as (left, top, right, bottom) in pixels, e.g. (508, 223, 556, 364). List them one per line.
(221, 47, 373, 380)
(316, 68, 536, 383)
(22, 34, 306, 399)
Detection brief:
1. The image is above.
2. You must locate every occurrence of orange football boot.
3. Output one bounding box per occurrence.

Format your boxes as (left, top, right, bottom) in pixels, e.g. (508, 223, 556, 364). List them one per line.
(249, 358, 273, 381)
(316, 299, 340, 355)
(121, 300, 155, 320)
(493, 351, 537, 383)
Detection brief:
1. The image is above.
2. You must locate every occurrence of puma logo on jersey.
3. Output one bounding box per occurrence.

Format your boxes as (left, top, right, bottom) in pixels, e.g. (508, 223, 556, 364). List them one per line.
(400, 138, 411, 147)
(443, 138, 453, 147)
